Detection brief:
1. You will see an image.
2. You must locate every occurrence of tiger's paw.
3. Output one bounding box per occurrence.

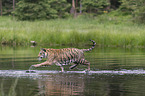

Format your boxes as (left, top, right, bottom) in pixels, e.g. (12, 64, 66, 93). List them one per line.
(85, 69, 90, 73)
(60, 71, 65, 73)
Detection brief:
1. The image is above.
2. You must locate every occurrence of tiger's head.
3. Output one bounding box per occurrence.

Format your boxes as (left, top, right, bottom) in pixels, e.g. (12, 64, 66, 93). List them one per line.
(38, 48, 47, 61)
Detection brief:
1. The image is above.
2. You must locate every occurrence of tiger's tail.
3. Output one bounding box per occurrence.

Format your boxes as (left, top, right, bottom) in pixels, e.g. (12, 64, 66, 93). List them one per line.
(82, 40, 96, 52)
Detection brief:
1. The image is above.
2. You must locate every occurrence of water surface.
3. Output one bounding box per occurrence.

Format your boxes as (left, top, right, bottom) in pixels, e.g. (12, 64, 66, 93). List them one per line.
(1, 46, 145, 96)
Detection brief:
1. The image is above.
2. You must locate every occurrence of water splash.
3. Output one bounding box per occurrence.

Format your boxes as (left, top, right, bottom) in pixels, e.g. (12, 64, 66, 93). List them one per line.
(29, 65, 35, 70)
(26, 65, 36, 73)
(0, 70, 37, 78)
(0, 69, 145, 78)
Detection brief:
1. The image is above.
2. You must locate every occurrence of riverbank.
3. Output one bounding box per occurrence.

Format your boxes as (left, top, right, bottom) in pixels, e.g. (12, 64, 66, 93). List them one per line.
(0, 14, 145, 47)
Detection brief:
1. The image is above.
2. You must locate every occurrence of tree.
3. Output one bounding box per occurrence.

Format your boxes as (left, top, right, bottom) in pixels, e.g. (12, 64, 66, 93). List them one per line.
(13, 0, 15, 12)
(119, 0, 145, 23)
(48, 0, 71, 18)
(133, 0, 145, 23)
(13, 0, 71, 20)
(0, 0, 2, 16)
(2, 0, 15, 15)
(13, 0, 54, 20)
(81, 0, 110, 14)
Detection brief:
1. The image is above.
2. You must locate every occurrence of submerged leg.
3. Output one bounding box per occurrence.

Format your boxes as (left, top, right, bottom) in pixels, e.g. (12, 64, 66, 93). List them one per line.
(55, 62, 64, 72)
(60, 66, 64, 72)
(80, 59, 90, 71)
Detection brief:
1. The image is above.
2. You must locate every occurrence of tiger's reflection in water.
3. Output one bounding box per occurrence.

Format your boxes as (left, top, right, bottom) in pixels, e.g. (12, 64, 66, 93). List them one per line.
(37, 74, 85, 96)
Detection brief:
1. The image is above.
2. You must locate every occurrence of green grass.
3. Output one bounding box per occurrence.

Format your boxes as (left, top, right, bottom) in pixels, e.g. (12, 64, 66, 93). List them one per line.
(0, 14, 145, 47)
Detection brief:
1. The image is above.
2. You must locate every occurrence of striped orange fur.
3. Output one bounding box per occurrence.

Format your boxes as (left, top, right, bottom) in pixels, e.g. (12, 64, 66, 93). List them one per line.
(32, 40, 96, 72)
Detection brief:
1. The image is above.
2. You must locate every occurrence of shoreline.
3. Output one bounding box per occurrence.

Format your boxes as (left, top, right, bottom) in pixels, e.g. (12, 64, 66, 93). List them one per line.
(0, 16, 145, 48)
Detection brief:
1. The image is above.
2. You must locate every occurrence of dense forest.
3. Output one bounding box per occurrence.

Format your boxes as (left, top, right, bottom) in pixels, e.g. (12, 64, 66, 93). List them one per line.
(0, 0, 145, 46)
(0, 0, 145, 23)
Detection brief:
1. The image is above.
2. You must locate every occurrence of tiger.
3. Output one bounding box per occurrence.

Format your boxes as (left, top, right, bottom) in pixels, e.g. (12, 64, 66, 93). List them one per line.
(31, 40, 96, 72)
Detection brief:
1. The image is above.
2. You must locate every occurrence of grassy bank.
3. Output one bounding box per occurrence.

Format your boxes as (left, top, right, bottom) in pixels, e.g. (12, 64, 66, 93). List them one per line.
(0, 14, 145, 47)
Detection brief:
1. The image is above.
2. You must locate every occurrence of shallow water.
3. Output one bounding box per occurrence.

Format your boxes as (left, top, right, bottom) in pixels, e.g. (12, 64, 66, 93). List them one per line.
(1, 46, 145, 96)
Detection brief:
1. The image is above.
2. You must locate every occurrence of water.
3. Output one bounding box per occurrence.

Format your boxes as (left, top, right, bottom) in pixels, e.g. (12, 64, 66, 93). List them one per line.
(1, 46, 145, 96)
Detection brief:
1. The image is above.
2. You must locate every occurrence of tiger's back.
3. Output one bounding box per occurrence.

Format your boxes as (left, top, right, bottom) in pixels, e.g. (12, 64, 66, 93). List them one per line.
(51, 48, 84, 65)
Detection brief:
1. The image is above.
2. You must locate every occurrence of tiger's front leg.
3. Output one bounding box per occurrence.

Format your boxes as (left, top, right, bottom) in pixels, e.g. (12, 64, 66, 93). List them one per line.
(32, 61, 53, 68)
(55, 62, 64, 72)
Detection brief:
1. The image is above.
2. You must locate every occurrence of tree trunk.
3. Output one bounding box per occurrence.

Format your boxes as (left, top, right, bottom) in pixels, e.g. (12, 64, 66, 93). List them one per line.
(13, 0, 15, 17)
(0, 0, 2, 16)
(70, 0, 76, 18)
(80, 0, 82, 14)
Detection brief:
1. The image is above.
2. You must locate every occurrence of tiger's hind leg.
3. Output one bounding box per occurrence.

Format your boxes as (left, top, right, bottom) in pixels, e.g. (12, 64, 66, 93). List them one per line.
(80, 59, 90, 71)
(70, 59, 90, 71)
(69, 63, 78, 70)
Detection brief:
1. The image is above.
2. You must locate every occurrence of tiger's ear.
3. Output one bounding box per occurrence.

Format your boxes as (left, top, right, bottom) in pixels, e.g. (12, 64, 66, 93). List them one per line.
(41, 48, 46, 52)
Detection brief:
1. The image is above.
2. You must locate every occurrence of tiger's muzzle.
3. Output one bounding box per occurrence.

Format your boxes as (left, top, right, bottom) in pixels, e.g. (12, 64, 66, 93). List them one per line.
(38, 56, 43, 61)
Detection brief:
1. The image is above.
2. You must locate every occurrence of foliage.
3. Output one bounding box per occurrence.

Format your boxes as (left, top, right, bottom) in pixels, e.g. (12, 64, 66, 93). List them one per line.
(119, 0, 145, 23)
(133, 0, 145, 23)
(1, 0, 12, 15)
(1, 0, 19, 15)
(81, 0, 110, 14)
(119, 0, 136, 15)
(48, 0, 71, 18)
(13, 0, 56, 20)
(13, 0, 71, 20)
